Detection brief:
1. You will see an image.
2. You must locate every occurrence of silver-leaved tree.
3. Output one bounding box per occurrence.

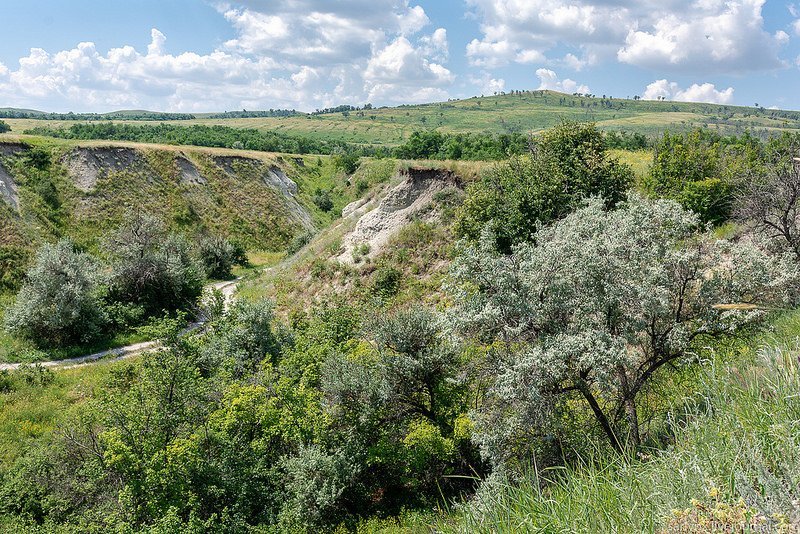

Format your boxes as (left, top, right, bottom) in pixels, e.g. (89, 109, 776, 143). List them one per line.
(447, 195, 797, 466)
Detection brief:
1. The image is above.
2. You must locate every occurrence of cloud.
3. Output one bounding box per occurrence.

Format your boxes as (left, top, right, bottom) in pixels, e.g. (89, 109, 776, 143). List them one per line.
(642, 80, 735, 104)
(419, 28, 448, 62)
(618, 0, 786, 73)
(536, 68, 589, 94)
(363, 34, 454, 103)
(466, 0, 786, 74)
(465, 0, 633, 68)
(0, 1, 454, 112)
(469, 72, 505, 95)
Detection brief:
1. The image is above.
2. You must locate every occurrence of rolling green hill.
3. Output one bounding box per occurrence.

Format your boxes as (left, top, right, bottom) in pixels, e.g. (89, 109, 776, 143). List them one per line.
(3, 91, 800, 147)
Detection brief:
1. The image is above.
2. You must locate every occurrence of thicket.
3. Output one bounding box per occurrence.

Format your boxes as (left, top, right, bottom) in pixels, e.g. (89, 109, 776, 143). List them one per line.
(4, 240, 107, 346)
(3, 211, 244, 349)
(0, 120, 10, 133)
(0, 110, 196, 120)
(392, 130, 527, 160)
(25, 123, 359, 156)
(455, 121, 633, 251)
(645, 129, 769, 224)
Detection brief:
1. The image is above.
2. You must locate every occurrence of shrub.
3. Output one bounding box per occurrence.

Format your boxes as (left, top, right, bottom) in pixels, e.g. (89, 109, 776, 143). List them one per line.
(449, 195, 797, 467)
(0, 120, 10, 134)
(24, 147, 52, 170)
(105, 211, 204, 316)
(287, 230, 314, 255)
(647, 129, 763, 224)
(4, 239, 107, 346)
(332, 151, 360, 174)
(372, 266, 402, 298)
(312, 188, 333, 212)
(198, 235, 236, 279)
(735, 139, 800, 262)
(15, 364, 55, 387)
(455, 121, 632, 252)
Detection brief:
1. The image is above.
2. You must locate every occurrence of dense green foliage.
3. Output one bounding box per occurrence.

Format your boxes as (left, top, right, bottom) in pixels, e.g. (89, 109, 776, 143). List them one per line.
(604, 129, 649, 150)
(391, 130, 527, 160)
(206, 109, 299, 119)
(0, 110, 196, 120)
(449, 196, 795, 464)
(197, 235, 245, 279)
(331, 151, 361, 174)
(0, 303, 480, 531)
(645, 129, 767, 224)
(105, 212, 204, 317)
(25, 123, 360, 155)
(3, 212, 242, 350)
(0, 120, 10, 133)
(3, 120, 800, 532)
(455, 121, 633, 251)
(434, 313, 800, 532)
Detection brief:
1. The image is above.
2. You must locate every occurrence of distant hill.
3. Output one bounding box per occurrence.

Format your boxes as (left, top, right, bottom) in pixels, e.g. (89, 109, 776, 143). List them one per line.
(0, 108, 196, 121)
(3, 91, 800, 146)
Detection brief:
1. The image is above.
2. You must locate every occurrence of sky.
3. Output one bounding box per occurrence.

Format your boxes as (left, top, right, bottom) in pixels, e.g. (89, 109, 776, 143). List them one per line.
(0, 0, 798, 113)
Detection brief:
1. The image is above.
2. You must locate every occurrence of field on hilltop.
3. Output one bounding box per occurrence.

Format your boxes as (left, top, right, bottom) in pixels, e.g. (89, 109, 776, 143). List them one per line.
(4, 90, 800, 147)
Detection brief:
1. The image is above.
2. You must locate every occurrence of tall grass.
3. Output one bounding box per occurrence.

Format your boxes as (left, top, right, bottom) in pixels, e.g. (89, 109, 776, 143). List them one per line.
(427, 312, 800, 533)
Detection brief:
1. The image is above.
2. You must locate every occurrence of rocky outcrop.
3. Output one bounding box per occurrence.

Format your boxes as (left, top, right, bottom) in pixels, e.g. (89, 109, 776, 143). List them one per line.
(338, 168, 461, 263)
(176, 156, 207, 185)
(264, 166, 298, 197)
(0, 143, 28, 157)
(61, 147, 157, 192)
(0, 162, 18, 209)
(342, 197, 370, 219)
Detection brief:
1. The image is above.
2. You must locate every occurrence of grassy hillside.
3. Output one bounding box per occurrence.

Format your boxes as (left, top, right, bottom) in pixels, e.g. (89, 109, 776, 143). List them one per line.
(4, 91, 800, 147)
(0, 136, 383, 255)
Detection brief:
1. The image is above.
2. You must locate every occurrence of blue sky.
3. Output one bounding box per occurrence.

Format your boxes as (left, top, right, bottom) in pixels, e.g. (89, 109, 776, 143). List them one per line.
(0, 0, 798, 112)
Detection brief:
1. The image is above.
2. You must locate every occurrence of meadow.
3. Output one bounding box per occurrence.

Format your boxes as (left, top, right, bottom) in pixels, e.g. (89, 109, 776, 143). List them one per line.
(4, 90, 800, 147)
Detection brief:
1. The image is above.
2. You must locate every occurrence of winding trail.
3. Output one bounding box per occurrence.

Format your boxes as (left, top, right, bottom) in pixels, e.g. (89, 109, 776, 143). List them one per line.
(0, 278, 241, 372)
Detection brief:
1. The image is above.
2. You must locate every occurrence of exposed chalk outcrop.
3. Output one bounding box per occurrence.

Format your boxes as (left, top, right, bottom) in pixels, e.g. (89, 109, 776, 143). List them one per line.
(62, 147, 157, 192)
(176, 155, 207, 185)
(0, 162, 18, 209)
(338, 168, 461, 263)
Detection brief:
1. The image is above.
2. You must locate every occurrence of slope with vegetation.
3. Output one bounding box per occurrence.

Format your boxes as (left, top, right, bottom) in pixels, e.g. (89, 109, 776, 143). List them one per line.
(1, 120, 800, 533)
(4, 90, 800, 148)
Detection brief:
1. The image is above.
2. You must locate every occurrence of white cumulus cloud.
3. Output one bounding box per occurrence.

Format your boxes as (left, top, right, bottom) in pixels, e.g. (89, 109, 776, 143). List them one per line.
(536, 68, 590, 94)
(0, 1, 455, 111)
(466, 0, 787, 75)
(642, 80, 735, 104)
(618, 0, 785, 73)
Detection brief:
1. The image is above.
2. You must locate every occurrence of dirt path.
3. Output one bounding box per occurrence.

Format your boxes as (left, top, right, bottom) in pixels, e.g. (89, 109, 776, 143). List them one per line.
(0, 278, 241, 372)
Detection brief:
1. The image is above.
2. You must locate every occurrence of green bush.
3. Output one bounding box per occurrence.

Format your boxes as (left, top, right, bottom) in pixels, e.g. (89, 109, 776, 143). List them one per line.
(456, 121, 632, 251)
(198, 235, 236, 279)
(105, 212, 204, 316)
(332, 151, 360, 174)
(0, 120, 10, 134)
(647, 129, 762, 224)
(15, 363, 55, 387)
(287, 230, 313, 255)
(372, 266, 402, 298)
(312, 188, 334, 212)
(4, 239, 108, 346)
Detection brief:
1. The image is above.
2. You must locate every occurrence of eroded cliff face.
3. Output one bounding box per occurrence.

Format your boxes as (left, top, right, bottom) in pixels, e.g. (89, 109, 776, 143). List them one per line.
(0, 142, 315, 250)
(338, 167, 462, 263)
